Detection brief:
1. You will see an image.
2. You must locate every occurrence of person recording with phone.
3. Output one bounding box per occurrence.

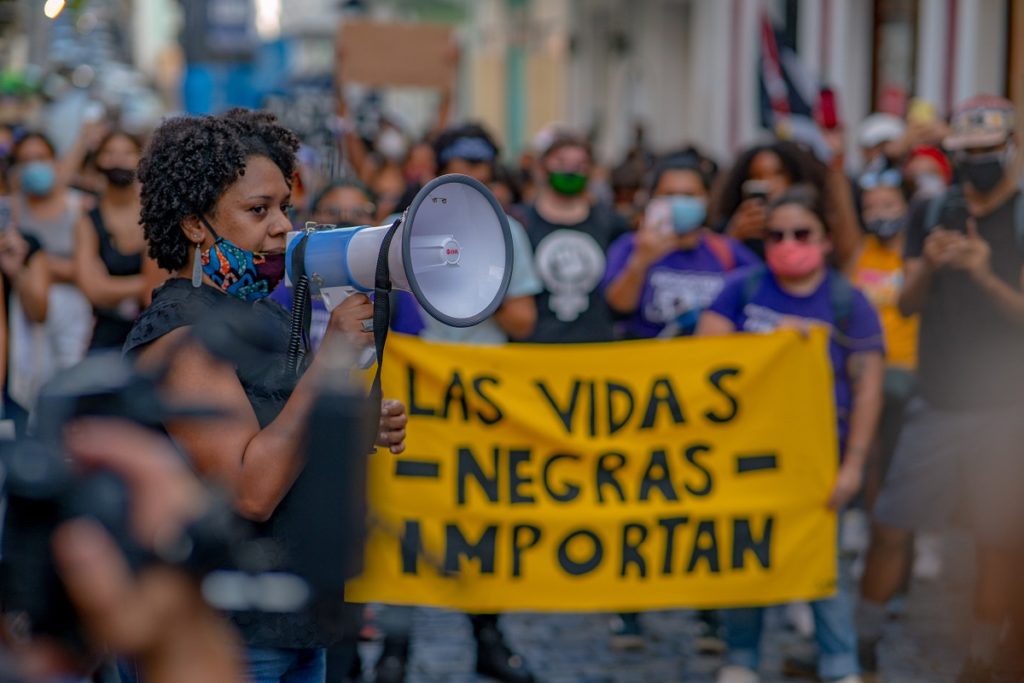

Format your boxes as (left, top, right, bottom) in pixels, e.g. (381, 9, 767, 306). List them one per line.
(712, 142, 804, 258)
(604, 150, 758, 340)
(711, 140, 860, 266)
(858, 95, 1024, 683)
(121, 108, 407, 683)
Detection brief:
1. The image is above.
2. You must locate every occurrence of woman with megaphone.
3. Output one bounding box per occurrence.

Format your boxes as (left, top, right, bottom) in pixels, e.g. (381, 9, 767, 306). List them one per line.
(122, 108, 407, 683)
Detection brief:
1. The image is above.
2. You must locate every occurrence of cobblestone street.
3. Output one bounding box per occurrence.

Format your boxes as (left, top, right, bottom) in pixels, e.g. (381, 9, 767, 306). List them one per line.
(357, 533, 974, 683)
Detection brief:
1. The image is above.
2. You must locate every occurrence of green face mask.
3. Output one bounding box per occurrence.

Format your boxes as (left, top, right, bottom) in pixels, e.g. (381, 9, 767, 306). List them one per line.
(548, 171, 588, 196)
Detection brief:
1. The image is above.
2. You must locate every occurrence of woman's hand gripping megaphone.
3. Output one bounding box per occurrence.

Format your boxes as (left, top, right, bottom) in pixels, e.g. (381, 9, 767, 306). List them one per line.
(323, 291, 374, 348)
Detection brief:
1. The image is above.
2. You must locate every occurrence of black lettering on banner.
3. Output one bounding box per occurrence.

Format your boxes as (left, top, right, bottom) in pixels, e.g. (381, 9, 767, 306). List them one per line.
(705, 367, 741, 423)
(638, 449, 680, 502)
(472, 376, 504, 425)
(400, 520, 423, 574)
(508, 449, 535, 504)
(441, 371, 470, 421)
(736, 453, 779, 474)
(639, 377, 686, 430)
(535, 380, 581, 434)
(620, 523, 649, 578)
(511, 524, 542, 578)
(606, 382, 635, 435)
(687, 520, 721, 574)
(557, 529, 604, 576)
(732, 517, 774, 570)
(444, 524, 498, 574)
(542, 453, 582, 503)
(407, 366, 437, 417)
(657, 516, 689, 574)
(588, 380, 598, 437)
(596, 452, 628, 503)
(683, 444, 714, 497)
(457, 446, 499, 505)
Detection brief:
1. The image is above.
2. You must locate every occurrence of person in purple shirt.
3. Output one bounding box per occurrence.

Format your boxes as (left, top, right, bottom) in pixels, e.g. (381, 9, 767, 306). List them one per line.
(697, 186, 885, 683)
(604, 152, 759, 338)
(602, 151, 757, 652)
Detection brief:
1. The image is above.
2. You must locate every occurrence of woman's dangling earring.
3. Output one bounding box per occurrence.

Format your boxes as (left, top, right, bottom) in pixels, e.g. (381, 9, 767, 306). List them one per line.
(191, 242, 203, 288)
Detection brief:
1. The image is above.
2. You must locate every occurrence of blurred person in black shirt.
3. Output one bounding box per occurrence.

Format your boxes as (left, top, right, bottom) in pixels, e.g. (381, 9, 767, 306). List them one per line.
(523, 130, 628, 343)
(1, 419, 245, 683)
(72, 130, 150, 351)
(858, 95, 1024, 683)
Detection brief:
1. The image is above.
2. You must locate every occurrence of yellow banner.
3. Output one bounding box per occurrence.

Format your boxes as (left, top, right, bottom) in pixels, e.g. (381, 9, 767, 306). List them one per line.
(347, 330, 839, 612)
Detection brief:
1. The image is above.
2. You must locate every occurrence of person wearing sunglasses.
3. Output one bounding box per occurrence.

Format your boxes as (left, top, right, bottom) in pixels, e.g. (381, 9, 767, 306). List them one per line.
(710, 140, 861, 267)
(858, 95, 1024, 683)
(698, 186, 885, 683)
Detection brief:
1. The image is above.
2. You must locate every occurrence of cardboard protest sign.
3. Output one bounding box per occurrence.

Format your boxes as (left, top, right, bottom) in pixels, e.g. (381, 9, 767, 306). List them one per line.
(338, 20, 455, 89)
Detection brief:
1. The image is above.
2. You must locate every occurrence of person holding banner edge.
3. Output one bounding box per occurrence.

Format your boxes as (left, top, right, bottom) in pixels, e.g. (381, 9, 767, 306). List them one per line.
(698, 185, 885, 683)
(377, 122, 542, 683)
(122, 108, 408, 683)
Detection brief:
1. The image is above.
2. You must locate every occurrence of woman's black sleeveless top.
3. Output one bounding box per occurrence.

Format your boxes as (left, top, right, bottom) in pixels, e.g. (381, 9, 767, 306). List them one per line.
(124, 278, 347, 649)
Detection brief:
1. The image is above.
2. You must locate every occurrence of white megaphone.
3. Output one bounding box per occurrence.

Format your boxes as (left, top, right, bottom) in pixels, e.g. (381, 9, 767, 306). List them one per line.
(286, 174, 513, 328)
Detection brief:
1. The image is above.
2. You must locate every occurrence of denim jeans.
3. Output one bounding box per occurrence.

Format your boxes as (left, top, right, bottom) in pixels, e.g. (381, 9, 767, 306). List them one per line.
(720, 522, 858, 681)
(246, 647, 326, 683)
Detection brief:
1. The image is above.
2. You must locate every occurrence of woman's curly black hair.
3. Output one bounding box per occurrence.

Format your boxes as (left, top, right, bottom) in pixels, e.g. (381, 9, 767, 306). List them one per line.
(138, 108, 299, 271)
(709, 140, 826, 226)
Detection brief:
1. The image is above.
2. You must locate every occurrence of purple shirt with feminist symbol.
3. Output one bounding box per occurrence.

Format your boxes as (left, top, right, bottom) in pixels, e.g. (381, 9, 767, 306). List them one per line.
(707, 270, 884, 449)
(602, 233, 759, 338)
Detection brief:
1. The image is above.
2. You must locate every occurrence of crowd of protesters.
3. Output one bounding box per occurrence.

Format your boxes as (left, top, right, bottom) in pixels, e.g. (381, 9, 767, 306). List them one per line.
(1, 87, 1023, 683)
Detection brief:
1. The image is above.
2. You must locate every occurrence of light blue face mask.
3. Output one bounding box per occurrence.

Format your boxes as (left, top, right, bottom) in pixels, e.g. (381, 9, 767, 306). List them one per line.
(20, 161, 56, 197)
(667, 195, 707, 234)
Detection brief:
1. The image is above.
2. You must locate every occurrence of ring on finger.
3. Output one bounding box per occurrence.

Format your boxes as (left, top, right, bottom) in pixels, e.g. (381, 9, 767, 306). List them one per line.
(361, 319, 374, 332)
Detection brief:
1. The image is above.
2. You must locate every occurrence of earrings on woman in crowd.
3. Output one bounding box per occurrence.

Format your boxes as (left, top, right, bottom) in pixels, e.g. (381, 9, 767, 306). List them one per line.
(191, 238, 203, 288)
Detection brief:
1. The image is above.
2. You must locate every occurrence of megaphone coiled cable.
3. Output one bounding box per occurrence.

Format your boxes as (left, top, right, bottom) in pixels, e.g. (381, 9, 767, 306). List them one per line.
(287, 231, 313, 377)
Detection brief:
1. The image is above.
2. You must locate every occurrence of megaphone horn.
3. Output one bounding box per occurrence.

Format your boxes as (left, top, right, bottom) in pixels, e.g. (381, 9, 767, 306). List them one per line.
(287, 174, 513, 328)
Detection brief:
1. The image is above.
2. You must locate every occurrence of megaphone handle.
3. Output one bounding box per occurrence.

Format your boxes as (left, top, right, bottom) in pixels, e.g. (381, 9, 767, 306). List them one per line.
(318, 286, 358, 311)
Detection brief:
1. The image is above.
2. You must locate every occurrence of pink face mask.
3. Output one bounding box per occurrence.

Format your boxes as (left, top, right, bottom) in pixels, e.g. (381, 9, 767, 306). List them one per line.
(765, 240, 825, 279)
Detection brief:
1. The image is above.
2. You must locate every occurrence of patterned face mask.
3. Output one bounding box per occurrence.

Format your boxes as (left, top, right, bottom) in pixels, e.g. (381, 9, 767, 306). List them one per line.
(200, 217, 286, 302)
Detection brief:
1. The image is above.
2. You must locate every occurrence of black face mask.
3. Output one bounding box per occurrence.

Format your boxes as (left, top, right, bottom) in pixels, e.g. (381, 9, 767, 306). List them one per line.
(864, 216, 906, 240)
(959, 155, 1006, 193)
(99, 166, 136, 188)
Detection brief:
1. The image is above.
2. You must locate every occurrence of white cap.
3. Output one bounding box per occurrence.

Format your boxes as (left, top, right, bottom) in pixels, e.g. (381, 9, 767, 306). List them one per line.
(858, 113, 906, 149)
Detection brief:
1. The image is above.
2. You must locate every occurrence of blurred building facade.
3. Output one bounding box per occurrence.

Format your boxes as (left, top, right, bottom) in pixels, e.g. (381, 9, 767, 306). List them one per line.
(464, 0, 1019, 167)
(4, 0, 1023, 171)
